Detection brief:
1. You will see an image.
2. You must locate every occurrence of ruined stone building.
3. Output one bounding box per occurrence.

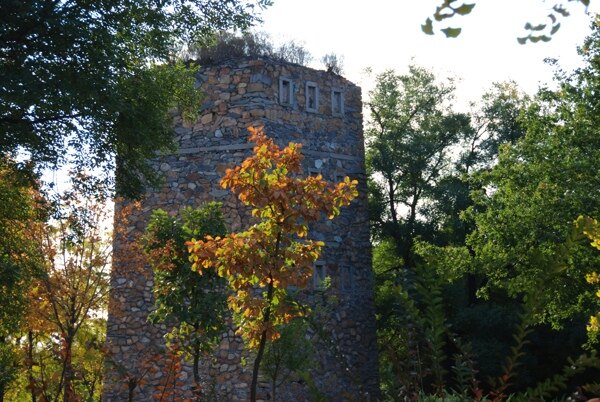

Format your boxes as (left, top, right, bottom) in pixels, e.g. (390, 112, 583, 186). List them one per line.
(104, 57, 379, 401)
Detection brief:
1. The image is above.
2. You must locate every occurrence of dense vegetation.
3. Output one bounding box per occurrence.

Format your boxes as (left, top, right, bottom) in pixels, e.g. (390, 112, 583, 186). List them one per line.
(1, 0, 600, 399)
(372, 15, 600, 401)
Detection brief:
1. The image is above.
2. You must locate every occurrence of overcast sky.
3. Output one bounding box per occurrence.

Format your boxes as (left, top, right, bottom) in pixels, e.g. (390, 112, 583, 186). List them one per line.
(259, 0, 599, 108)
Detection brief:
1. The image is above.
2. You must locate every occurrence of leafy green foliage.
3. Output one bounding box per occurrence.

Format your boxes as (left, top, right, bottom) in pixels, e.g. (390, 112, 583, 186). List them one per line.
(422, 1, 475, 38)
(375, 240, 450, 399)
(465, 47, 600, 327)
(0, 158, 44, 339)
(0, 0, 271, 197)
(366, 66, 470, 268)
(113, 63, 203, 197)
(516, 351, 600, 401)
(143, 203, 228, 389)
(374, 18, 600, 401)
(578, 216, 600, 342)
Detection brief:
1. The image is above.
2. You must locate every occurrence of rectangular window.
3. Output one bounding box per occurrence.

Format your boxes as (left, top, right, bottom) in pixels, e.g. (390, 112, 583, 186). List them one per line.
(313, 261, 326, 289)
(332, 89, 344, 116)
(340, 266, 353, 291)
(305, 82, 319, 113)
(279, 77, 293, 106)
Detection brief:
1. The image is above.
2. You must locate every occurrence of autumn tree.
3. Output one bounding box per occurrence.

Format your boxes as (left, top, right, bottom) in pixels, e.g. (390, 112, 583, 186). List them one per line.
(187, 127, 358, 402)
(29, 192, 111, 402)
(578, 216, 600, 341)
(143, 203, 228, 393)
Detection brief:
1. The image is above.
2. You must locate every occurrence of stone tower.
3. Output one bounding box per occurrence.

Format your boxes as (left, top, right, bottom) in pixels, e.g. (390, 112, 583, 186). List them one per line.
(104, 57, 379, 401)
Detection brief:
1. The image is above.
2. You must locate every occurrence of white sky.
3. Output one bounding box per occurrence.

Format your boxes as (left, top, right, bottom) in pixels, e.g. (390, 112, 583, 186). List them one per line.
(259, 0, 599, 108)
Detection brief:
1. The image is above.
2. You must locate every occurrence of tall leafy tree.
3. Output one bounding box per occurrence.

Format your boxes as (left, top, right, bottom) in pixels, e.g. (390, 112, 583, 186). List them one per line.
(187, 127, 358, 402)
(143, 203, 228, 395)
(366, 66, 470, 270)
(0, 0, 271, 197)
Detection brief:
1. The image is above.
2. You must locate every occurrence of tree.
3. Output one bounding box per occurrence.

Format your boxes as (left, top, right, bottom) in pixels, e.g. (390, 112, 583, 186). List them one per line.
(0, 157, 45, 401)
(422, 0, 592, 43)
(366, 66, 470, 270)
(143, 203, 228, 394)
(465, 15, 600, 326)
(0, 0, 271, 197)
(187, 127, 358, 401)
(28, 192, 110, 401)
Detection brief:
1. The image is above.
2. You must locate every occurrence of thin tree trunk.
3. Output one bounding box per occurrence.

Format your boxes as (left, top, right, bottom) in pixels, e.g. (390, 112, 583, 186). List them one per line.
(0, 336, 6, 402)
(27, 331, 37, 402)
(62, 335, 74, 402)
(128, 379, 136, 402)
(403, 196, 420, 271)
(271, 369, 278, 402)
(250, 280, 274, 402)
(193, 339, 201, 397)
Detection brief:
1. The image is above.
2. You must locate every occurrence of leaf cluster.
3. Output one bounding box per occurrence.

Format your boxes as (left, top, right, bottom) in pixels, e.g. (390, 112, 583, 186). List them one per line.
(0, 0, 270, 198)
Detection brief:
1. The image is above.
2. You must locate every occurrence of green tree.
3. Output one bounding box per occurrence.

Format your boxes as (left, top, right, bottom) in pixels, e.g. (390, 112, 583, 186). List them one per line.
(366, 66, 470, 270)
(0, 0, 271, 197)
(466, 15, 600, 327)
(261, 319, 314, 402)
(143, 203, 228, 394)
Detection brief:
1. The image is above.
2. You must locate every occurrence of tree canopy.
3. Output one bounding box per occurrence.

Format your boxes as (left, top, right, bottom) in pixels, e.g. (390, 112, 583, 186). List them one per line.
(466, 16, 600, 326)
(366, 66, 471, 268)
(0, 0, 271, 197)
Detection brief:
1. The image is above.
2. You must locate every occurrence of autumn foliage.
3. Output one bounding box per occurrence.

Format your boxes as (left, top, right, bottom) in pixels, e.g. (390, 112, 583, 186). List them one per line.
(186, 126, 358, 400)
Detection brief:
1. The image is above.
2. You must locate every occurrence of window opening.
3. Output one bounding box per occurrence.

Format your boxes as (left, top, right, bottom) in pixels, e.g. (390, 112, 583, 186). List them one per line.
(305, 82, 319, 112)
(332, 89, 344, 116)
(279, 77, 293, 106)
(313, 261, 326, 289)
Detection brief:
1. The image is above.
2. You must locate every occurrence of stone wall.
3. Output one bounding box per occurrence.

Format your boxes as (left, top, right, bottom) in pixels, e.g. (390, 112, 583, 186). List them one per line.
(104, 57, 379, 401)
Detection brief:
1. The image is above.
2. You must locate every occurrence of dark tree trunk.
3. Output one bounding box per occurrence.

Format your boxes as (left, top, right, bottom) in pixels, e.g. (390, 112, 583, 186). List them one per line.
(0, 336, 5, 402)
(62, 334, 74, 402)
(128, 379, 136, 402)
(27, 331, 37, 402)
(250, 281, 274, 402)
(402, 197, 419, 271)
(193, 338, 201, 397)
